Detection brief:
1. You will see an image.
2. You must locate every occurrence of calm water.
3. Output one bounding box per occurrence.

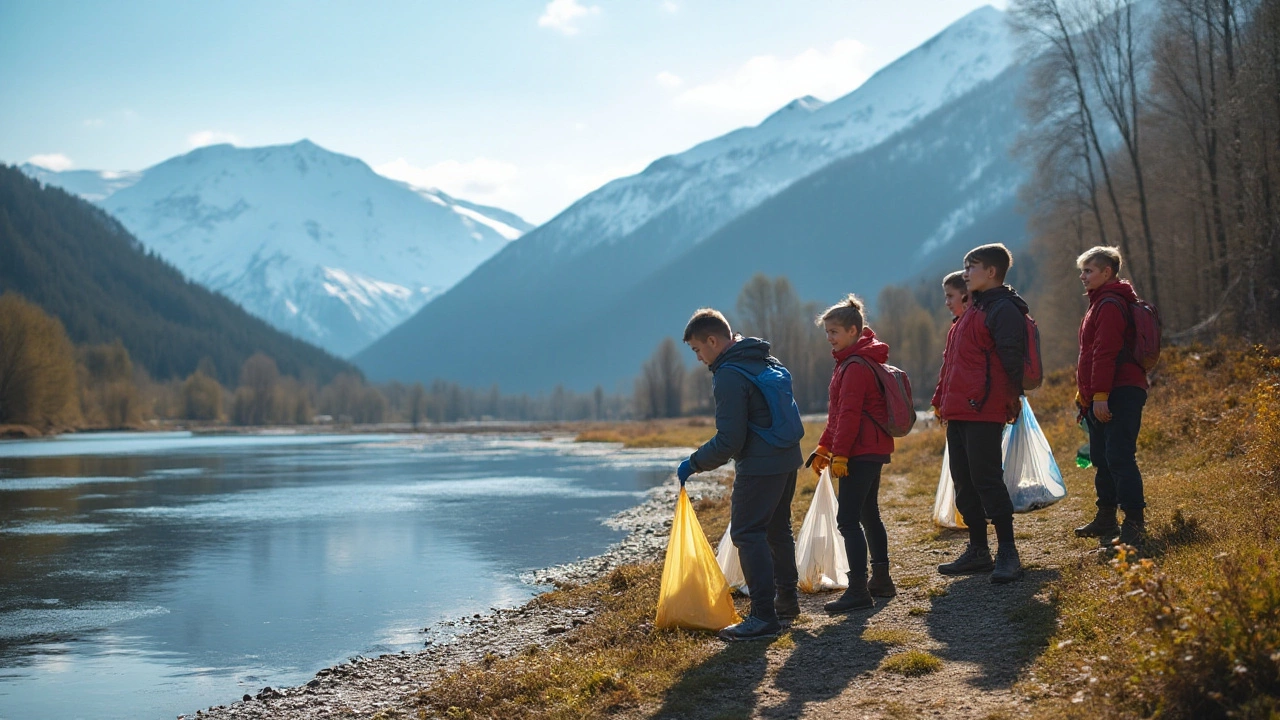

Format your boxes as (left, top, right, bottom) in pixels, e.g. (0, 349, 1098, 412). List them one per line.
(0, 431, 686, 720)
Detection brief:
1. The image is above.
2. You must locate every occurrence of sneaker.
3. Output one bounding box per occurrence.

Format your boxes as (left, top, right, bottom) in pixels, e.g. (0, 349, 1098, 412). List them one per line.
(1074, 506, 1119, 538)
(937, 543, 995, 575)
(867, 562, 897, 598)
(823, 583, 874, 614)
(774, 591, 800, 621)
(717, 615, 782, 642)
(990, 543, 1024, 584)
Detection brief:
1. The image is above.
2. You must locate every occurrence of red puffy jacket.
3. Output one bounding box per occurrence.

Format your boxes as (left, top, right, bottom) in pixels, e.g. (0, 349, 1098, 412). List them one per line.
(936, 288, 1028, 423)
(818, 327, 895, 460)
(1077, 280, 1149, 406)
(931, 318, 960, 410)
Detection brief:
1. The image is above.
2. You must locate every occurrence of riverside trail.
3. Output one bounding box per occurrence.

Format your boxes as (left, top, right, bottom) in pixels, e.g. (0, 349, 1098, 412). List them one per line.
(190, 424, 1102, 720)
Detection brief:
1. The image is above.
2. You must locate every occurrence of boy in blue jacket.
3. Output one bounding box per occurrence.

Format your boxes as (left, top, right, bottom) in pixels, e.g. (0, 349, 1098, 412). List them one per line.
(677, 308, 804, 641)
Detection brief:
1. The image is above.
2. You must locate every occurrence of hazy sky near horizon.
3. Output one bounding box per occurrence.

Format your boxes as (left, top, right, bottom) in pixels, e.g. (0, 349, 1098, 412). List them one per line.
(0, 0, 1005, 223)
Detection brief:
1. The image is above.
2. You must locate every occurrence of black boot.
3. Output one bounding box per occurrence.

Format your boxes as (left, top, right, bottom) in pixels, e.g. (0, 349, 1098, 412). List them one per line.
(1117, 508, 1146, 548)
(867, 562, 896, 598)
(1075, 505, 1119, 538)
(937, 543, 994, 575)
(775, 588, 800, 620)
(990, 542, 1024, 584)
(824, 577, 874, 614)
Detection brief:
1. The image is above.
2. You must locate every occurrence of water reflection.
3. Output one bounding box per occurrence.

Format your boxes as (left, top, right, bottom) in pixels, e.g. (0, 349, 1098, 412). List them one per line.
(0, 432, 684, 720)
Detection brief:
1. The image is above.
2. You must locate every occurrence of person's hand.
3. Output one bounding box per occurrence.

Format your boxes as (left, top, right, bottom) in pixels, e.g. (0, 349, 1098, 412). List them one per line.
(1006, 397, 1022, 424)
(806, 445, 832, 475)
(931, 406, 946, 427)
(1093, 400, 1112, 423)
(677, 458, 694, 485)
(830, 456, 849, 479)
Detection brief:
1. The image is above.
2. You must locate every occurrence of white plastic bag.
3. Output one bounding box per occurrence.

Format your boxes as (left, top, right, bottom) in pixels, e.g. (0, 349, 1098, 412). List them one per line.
(1005, 396, 1068, 512)
(715, 523, 748, 594)
(933, 398, 1064, 525)
(795, 470, 850, 593)
(931, 444, 967, 529)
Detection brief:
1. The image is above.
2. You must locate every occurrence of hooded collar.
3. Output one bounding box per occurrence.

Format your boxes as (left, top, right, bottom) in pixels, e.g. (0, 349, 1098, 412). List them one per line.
(709, 336, 772, 373)
(833, 326, 890, 364)
(971, 285, 1028, 313)
(1087, 279, 1139, 305)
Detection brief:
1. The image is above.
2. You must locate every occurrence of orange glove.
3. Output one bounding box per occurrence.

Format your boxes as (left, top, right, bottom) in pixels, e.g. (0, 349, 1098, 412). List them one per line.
(806, 445, 832, 475)
(830, 456, 849, 479)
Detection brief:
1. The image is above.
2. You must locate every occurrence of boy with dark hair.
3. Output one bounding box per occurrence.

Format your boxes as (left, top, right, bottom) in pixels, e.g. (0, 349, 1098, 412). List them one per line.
(678, 308, 804, 641)
(934, 243, 1030, 584)
(1073, 246, 1149, 547)
(809, 294, 896, 613)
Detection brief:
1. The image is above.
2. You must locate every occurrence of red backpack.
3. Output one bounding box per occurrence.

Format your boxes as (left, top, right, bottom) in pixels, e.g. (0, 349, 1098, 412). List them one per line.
(841, 356, 917, 437)
(1101, 297, 1162, 371)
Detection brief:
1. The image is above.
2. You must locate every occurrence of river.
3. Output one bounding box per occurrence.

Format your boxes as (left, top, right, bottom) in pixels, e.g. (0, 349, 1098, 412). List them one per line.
(0, 431, 687, 720)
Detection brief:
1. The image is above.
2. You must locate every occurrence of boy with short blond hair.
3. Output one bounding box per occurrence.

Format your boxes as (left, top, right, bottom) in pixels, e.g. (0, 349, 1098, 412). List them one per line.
(1073, 246, 1149, 546)
(677, 308, 803, 641)
(934, 243, 1030, 583)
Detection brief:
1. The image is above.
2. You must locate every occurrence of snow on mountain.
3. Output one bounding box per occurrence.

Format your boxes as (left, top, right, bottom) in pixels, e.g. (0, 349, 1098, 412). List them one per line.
(24, 141, 532, 357)
(19, 163, 141, 202)
(532, 5, 1014, 260)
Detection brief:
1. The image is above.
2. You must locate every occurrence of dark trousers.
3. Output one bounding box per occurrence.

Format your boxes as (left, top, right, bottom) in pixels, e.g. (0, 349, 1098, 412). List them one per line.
(947, 420, 1015, 546)
(730, 470, 799, 622)
(1087, 385, 1147, 513)
(836, 461, 889, 580)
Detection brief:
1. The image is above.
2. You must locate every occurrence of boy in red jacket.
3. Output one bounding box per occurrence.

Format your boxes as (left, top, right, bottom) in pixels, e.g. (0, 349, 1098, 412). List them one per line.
(808, 295, 896, 613)
(934, 244, 1030, 584)
(1072, 246, 1149, 546)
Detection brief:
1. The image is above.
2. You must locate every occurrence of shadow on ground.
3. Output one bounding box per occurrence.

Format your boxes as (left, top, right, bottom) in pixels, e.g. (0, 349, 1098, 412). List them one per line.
(649, 601, 888, 720)
(924, 567, 1062, 691)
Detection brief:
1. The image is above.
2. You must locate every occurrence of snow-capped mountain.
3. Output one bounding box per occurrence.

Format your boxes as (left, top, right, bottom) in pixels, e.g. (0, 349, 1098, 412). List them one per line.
(25, 141, 532, 357)
(357, 5, 1023, 390)
(533, 4, 1014, 261)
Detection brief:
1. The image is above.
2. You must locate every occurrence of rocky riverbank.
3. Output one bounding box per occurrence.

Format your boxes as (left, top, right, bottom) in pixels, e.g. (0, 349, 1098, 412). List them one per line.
(184, 469, 731, 720)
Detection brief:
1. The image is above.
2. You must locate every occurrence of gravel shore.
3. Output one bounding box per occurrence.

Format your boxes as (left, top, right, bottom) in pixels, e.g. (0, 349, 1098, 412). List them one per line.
(186, 469, 730, 720)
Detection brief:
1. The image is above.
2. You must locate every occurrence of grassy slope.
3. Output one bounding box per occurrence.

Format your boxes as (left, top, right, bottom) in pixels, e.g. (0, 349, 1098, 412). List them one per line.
(408, 343, 1278, 719)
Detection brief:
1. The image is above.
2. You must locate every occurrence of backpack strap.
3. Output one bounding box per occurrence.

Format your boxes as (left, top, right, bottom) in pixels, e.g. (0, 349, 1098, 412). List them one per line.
(839, 355, 891, 437)
(1096, 296, 1139, 368)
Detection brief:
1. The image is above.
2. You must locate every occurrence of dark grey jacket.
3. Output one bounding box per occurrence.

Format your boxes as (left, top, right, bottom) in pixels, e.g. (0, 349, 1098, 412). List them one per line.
(690, 337, 804, 477)
(972, 285, 1029, 397)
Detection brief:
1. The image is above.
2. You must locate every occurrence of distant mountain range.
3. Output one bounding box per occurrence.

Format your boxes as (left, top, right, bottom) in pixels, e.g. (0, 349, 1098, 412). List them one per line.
(22, 141, 532, 357)
(356, 5, 1030, 392)
(0, 165, 355, 387)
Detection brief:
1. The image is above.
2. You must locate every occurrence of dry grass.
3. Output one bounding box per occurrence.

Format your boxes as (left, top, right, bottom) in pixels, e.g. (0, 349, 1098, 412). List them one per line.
(879, 650, 943, 676)
(861, 627, 921, 646)
(574, 418, 716, 449)
(1025, 343, 1280, 719)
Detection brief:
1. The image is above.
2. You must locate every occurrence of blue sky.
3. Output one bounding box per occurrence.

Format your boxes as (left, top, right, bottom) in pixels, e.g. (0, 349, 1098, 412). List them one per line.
(0, 0, 1004, 223)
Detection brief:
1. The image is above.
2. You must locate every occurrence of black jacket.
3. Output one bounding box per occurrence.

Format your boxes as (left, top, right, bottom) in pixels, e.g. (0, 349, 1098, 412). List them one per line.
(971, 285, 1028, 397)
(690, 337, 804, 476)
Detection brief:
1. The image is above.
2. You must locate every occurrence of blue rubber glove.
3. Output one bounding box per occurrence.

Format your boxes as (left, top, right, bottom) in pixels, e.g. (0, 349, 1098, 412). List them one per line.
(677, 458, 694, 486)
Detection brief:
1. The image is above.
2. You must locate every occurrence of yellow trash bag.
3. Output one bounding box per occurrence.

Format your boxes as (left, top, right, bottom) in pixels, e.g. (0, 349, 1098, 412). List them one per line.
(655, 487, 741, 631)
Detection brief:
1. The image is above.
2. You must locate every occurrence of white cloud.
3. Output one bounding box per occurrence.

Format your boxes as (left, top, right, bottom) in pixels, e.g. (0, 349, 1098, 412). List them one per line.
(538, 0, 600, 35)
(661, 1, 679, 13)
(187, 130, 241, 148)
(375, 157, 521, 206)
(655, 71, 684, 89)
(676, 38, 871, 115)
(26, 153, 74, 171)
(82, 118, 105, 128)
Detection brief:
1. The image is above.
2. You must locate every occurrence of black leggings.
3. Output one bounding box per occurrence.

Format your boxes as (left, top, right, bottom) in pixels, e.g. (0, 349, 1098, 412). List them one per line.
(835, 461, 889, 579)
